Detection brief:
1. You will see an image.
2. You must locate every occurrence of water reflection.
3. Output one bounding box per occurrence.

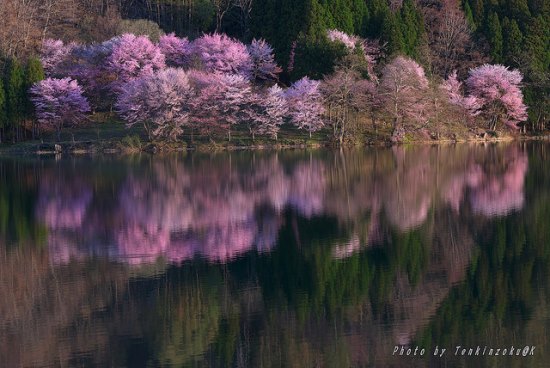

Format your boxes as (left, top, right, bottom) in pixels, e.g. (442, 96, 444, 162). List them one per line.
(1, 143, 549, 368)
(33, 145, 529, 265)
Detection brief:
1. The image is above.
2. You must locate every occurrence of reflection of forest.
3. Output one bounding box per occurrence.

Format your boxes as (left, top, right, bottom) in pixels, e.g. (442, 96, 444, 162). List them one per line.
(0, 143, 549, 367)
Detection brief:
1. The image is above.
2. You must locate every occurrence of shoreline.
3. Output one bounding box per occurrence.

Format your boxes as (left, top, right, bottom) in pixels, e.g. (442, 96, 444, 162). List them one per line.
(1, 133, 549, 157)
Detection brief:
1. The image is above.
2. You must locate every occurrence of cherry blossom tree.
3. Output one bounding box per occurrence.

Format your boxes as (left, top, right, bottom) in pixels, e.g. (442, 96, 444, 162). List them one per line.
(465, 64, 528, 130)
(106, 33, 165, 94)
(378, 56, 429, 140)
(247, 39, 282, 82)
(441, 70, 464, 106)
(40, 39, 75, 78)
(187, 70, 221, 138)
(188, 71, 254, 140)
(30, 77, 91, 140)
(189, 33, 253, 78)
(327, 29, 361, 50)
(66, 39, 120, 108)
(116, 68, 194, 141)
(439, 70, 481, 125)
(285, 77, 325, 137)
(158, 33, 191, 68)
(246, 85, 288, 140)
(322, 68, 377, 143)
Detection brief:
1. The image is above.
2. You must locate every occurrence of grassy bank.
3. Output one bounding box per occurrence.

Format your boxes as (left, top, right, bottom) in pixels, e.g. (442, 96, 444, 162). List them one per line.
(0, 114, 547, 156)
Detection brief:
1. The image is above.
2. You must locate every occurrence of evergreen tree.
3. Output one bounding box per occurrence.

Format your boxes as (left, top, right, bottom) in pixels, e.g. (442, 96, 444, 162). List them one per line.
(527, 0, 550, 15)
(24, 57, 45, 139)
(505, 0, 531, 24)
(381, 11, 405, 57)
(464, 1, 477, 30)
(306, 0, 332, 38)
(471, 0, 486, 27)
(24, 58, 45, 90)
(400, 0, 427, 61)
(0, 81, 6, 143)
(351, 0, 370, 36)
(4, 59, 25, 142)
(251, 0, 311, 67)
(329, 0, 354, 34)
(487, 12, 504, 62)
(503, 18, 523, 66)
(522, 16, 550, 73)
(24, 57, 45, 115)
(290, 34, 348, 81)
(366, 0, 391, 39)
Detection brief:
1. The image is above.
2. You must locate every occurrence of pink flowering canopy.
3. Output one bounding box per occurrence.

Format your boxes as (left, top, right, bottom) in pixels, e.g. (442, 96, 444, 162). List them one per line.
(30, 77, 91, 139)
(285, 77, 325, 135)
(465, 64, 528, 129)
(187, 71, 254, 137)
(41, 39, 76, 78)
(441, 70, 482, 118)
(158, 33, 191, 67)
(246, 85, 288, 139)
(116, 68, 194, 141)
(441, 71, 464, 106)
(248, 38, 282, 82)
(327, 29, 360, 50)
(190, 33, 253, 78)
(106, 33, 166, 94)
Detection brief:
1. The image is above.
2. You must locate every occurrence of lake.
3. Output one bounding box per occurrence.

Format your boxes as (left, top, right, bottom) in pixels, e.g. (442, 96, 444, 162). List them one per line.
(1, 143, 549, 367)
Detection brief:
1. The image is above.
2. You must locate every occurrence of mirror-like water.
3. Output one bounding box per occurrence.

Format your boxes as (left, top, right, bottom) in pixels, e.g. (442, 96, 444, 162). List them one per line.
(1, 143, 549, 367)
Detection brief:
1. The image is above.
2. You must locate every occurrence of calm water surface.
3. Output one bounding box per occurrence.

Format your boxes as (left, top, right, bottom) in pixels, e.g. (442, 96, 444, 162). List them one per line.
(1, 143, 549, 367)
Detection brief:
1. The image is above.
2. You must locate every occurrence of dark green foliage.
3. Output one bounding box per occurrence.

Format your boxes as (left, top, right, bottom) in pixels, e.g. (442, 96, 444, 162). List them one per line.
(290, 34, 348, 81)
(506, 0, 531, 24)
(502, 18, 523, 65)
(381, 11, 405, 57)
(250, 0, 311, 68)
(464, 1, 477, 30)
(24, 57, 44, 89)
(350, 0, 370, 36)
(0, 57, 43, 142)
(305, 0, 333, 38)
(251, 0, 377, 68)
(366, 0, 391, 39)
(523, 16, 550, 73)
(470, 0, 486, 27)
(0, 81, 6, 141)
(328, 0, 354, 34)
(399, 0, 428, 62)
(123, 0, 215, 37)
(24, 57, 44, 119)
(487, 12, 503, 62)
(4, 58, 25, 142)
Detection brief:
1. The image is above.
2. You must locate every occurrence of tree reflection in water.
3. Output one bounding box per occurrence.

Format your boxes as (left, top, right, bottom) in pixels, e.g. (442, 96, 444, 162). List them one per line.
(1, 143, 549, 367)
